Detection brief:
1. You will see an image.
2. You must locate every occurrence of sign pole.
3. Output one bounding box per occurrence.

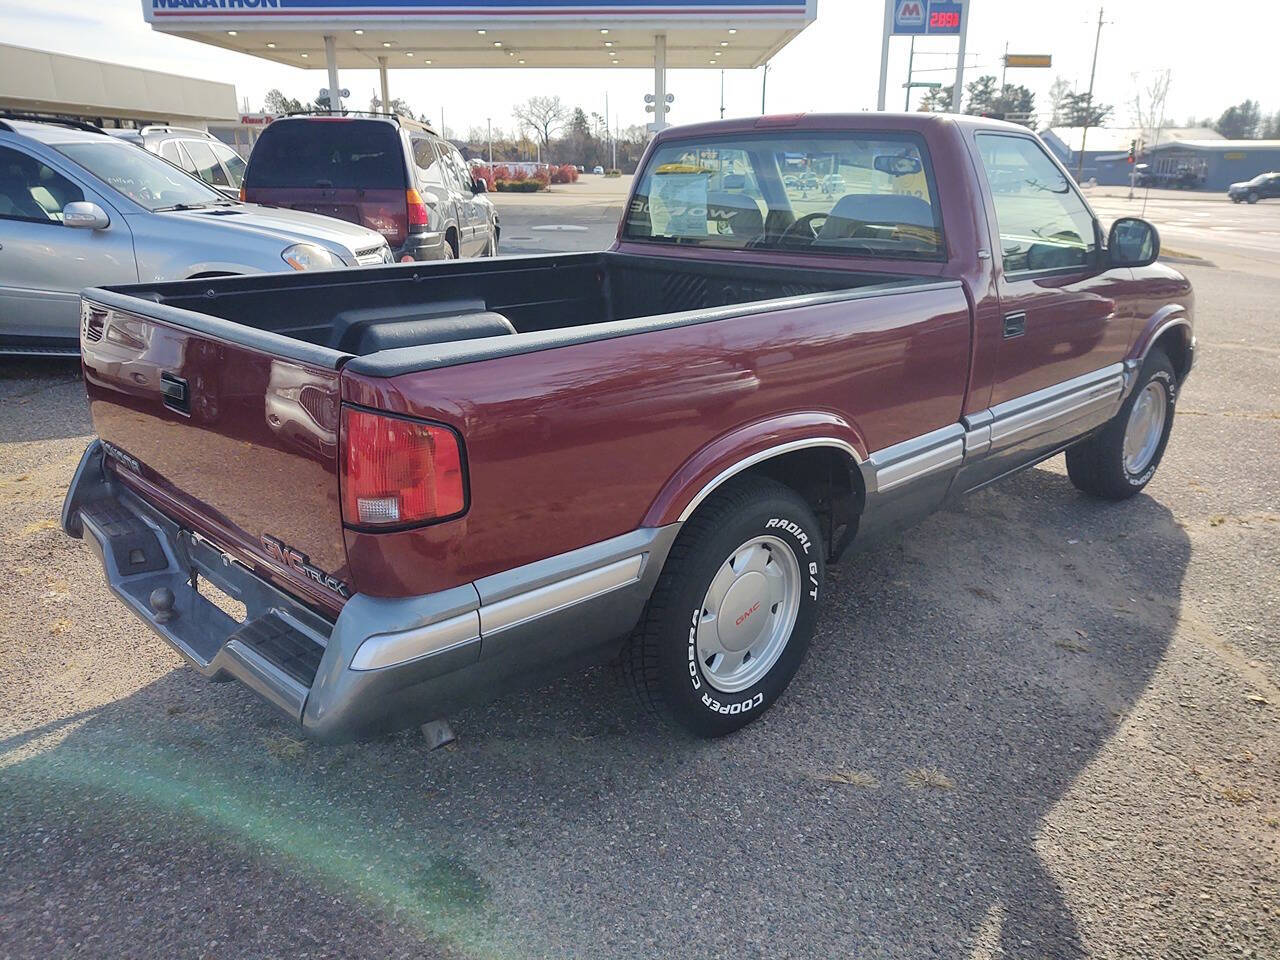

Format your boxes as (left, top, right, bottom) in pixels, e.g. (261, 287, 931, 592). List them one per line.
(950, 1, 969, 113)
(877, 0, 893, 111)
(653, 33, 667, 133)
(904, 35, 916, 110)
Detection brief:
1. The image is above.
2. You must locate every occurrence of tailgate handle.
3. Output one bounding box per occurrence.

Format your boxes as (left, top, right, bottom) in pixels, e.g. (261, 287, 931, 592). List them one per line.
(160, 372, 189, 413)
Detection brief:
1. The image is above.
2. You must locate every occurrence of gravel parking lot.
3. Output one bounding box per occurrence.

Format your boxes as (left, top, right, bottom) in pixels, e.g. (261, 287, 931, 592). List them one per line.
(1, 184, 1277, 959)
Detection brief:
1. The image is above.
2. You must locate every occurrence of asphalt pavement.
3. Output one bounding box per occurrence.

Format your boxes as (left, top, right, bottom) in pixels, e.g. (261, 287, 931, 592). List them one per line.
(1, 182, 1277, 960)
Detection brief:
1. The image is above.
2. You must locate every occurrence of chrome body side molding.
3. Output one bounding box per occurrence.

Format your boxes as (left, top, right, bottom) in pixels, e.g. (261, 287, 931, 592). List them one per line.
(860, 424, 965, 495)
(479, 554, 646, 636)
(977, 363, 1125, 454)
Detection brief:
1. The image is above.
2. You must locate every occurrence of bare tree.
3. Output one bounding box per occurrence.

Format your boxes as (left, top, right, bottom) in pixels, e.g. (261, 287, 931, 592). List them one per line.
(513, 96, 569, 157)
(1129, 70, 1172, 145)
(1048, 76, 1072, 126)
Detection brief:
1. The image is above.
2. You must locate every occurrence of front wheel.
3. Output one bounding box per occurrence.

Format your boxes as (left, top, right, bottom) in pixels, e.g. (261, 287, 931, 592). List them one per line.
(1066, 349, 1178, 500)
(1248, 192, 1259, 204)
(620, 478, 824, 737)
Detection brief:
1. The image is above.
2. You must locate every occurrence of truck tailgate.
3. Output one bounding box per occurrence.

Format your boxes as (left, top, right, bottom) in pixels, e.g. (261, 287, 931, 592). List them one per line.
(79, 300, 351, 615)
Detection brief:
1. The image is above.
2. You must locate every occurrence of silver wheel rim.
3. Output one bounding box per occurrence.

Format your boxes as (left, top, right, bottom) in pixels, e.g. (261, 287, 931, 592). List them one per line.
(696, 535, 802, 694)
(1123, 380, 1168, 475)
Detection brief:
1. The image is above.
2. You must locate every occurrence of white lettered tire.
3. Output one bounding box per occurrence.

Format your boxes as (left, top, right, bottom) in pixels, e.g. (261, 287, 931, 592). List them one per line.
(621, 478, 824, 737)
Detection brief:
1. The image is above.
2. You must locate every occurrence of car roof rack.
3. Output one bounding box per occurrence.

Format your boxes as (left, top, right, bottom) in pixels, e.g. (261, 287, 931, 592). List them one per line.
(0, 112, 105, 135)
(282, 108, 437, 134)
(138, 124, 215, 139)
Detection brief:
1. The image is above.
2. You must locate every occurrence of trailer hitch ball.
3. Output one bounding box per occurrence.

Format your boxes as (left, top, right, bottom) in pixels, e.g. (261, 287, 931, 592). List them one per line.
(150, 586, 177, 624)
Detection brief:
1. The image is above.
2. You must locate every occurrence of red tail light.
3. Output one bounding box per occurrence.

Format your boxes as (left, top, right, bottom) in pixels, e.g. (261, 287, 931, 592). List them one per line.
(406, 187, 430, 228)
(340, 407, 466, 528)
(239, 185, 247, 202)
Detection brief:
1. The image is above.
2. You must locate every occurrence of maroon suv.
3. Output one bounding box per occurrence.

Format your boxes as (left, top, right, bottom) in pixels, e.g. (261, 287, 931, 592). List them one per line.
(242, 113, 499, 261)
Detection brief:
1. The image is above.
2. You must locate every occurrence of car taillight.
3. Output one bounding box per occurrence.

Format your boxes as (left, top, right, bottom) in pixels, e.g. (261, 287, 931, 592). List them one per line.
(239, 185, 247, 202)
(340, 407, 465, 527)
(406, 187, 430, 228)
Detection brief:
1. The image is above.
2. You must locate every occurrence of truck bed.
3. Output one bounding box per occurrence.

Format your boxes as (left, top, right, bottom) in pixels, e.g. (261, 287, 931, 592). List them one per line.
(87, 252, 928, 369)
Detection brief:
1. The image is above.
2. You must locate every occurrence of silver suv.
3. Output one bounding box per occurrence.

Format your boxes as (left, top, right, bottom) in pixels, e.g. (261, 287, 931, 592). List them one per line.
(0, 116, 392, 355)
(109, 125, 246, 199)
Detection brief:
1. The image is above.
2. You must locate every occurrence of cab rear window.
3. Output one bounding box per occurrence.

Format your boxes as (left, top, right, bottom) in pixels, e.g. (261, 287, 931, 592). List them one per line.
(245, 119, 406, 190)
(623, 132, 944, 261)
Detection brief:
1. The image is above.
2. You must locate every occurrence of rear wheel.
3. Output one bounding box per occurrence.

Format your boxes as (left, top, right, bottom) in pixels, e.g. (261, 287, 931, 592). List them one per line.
(442, 233, 457, 259)
(1066, 349, 1177, 500)
(620, 478, 824, 737)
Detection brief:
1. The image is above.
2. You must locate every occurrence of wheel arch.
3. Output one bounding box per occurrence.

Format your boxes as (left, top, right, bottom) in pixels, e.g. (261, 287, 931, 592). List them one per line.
(1132, 308, 1194, 385)
(644, 414, 868, 561)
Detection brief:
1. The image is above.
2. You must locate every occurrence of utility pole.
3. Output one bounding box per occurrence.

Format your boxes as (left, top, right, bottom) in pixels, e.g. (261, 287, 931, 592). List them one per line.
(1076, 6, 1105, 181)
(1000, 41, 1009, 90)
(876, 0, 893, 110)
(604, 90, 610, 167)
(761, 61, 769, 114)
(720, 70, 725, 119)
(904, 35, 916, 111)
(487, 118, 492, 165)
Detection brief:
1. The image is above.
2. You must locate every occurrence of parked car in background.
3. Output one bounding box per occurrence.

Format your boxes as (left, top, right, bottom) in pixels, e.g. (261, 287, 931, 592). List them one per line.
(822, 173, 847, 195)
(109, 126, 246, 199)
(0, 115, 391, 355)
(63, 114, 1193, 742)
(592, 165, 605, 175)
(1228, 171, 1280, 203)
(242, 113, 498, 262)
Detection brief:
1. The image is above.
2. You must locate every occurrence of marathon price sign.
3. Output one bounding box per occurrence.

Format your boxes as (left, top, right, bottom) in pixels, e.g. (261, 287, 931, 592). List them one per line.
(892, 0, 963, 35)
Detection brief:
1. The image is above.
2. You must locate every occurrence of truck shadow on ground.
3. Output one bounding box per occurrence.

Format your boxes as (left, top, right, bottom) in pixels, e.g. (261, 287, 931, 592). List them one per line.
(1, 465, 1189, 960)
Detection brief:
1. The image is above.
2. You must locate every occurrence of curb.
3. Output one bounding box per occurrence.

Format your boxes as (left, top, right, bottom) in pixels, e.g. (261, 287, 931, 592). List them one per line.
(1159, 254, 1215, 267)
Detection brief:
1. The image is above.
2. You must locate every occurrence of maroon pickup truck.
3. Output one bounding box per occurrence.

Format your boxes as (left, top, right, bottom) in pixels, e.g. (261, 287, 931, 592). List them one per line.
(62, 114, 1194, 741)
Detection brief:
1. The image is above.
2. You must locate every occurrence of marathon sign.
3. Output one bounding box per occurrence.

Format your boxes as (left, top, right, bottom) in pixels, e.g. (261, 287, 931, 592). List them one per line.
(147, 0, 811, 18)
(892, 0, 962, 35)
(152, 0, 278, 7)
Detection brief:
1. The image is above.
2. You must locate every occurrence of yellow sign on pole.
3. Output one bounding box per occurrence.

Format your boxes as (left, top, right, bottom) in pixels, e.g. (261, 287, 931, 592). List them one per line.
(1005, 54, 1052, 68)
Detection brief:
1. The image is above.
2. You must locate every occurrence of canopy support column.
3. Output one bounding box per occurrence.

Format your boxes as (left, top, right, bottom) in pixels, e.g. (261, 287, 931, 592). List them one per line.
(653, 33, 667, 133)
(323, 34, 342, 113)
(378, 56, 390, 112)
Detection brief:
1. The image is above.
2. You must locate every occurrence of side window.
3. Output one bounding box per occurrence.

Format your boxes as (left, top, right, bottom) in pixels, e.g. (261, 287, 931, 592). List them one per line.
(446, 146, 474, 193)
(212, 143, 246, 187)
(183, 140, 230, 187)
(0, 145, 84, 224)
(976, 134, 1097, 273)
(159, 141, 184, 168)
(411, 135, 447, 188)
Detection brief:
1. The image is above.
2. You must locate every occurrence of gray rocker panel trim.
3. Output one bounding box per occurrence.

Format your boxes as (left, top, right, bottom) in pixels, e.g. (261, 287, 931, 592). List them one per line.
(860, 362, 1128, 495)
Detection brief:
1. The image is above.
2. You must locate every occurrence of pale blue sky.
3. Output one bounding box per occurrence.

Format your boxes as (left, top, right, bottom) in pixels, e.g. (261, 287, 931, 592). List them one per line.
(2, 0, 1264, 136)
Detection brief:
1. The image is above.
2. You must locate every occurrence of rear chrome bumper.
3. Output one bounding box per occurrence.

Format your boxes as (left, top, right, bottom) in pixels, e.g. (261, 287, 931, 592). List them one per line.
(63, 440, 678, 740)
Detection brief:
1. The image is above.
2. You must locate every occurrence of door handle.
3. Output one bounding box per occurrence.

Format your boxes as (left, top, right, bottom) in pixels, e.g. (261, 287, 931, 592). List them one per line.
(160, 372, 189, 414)
(1002, 311, 1027, 339)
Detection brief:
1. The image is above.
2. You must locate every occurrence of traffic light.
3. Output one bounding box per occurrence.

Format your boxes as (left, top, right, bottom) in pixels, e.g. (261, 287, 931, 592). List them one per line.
(1128, 140, 1136, 165)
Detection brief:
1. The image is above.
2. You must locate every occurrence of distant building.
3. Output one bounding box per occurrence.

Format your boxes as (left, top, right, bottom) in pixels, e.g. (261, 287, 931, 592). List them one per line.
(1134, 140, 1280, 192)
(1040, 126, 1221, 183)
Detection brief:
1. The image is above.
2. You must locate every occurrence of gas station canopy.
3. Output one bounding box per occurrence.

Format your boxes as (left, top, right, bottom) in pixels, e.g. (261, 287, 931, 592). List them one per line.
(141, 0, 817, 70)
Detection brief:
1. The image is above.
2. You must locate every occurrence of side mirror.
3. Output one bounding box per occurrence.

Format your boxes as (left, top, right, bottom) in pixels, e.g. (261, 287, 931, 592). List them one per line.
(471, 178, 488, 193)
(1108, 217, 1159, 267)
(63, 201, 110, 230)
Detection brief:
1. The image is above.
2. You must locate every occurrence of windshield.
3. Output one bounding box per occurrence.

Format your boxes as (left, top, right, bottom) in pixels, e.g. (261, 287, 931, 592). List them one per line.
(623, 132, 944, 260)
(54, 140, 226, 211)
